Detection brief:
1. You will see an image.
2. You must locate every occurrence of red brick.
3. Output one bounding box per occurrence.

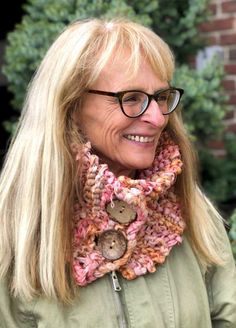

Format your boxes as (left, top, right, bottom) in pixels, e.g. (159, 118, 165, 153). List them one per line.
(223, 79, 235, 90)
(188, 55, 196, 68)
(224, 64, 236, 74)
(226, 124, 236, 133)
(208, 140, 225, 149)
(229, 94, 236, 105)
(199, 18, 234, 32)
(222, 1, 236, 13)
(224, 110, 235, 120)
(229, 49, 236, 60)
(220, 33, 236, 45)
(199, 22, 213, 33)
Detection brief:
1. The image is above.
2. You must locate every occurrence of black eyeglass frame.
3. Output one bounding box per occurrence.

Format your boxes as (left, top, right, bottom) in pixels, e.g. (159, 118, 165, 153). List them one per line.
(88, 87, 184, 118)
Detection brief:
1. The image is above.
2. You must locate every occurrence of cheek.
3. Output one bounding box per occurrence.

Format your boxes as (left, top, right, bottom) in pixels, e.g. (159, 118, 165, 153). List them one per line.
(88, 120, 122, 149)
(79, 109, 124, 148)
(75, 103, 102, 138)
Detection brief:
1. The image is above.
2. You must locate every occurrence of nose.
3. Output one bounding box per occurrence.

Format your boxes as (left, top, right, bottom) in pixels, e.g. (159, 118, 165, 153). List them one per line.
(139, 99, 166, 127)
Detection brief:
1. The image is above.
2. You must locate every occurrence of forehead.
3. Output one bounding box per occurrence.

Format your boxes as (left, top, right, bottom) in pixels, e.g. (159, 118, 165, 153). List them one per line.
(93, 49, 167, 91)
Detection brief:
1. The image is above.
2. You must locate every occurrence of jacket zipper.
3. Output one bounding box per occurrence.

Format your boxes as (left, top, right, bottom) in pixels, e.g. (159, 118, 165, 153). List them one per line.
(110, 271, 127, 328)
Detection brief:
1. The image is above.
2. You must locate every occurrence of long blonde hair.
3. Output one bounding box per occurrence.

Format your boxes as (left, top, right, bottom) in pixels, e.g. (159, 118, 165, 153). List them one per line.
(0, 18, 224, 303)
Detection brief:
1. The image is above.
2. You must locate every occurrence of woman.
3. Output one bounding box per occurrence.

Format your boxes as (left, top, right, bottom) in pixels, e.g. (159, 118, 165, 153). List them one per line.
(0, 18, 235, 328)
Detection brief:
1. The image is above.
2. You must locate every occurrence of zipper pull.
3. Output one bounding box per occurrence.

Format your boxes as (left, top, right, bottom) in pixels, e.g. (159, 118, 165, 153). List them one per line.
(110, 270, 122, 291)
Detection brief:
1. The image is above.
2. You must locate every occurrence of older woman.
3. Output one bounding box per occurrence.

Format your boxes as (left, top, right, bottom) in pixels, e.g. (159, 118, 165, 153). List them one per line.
(0, 18, 235, 328)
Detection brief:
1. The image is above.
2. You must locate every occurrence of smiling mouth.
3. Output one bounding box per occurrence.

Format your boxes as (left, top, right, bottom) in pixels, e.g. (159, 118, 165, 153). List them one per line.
(124, 134, 155, 143)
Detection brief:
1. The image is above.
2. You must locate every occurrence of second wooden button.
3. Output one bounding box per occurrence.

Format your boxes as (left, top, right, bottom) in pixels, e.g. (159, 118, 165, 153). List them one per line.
(98, 229, 127, 260)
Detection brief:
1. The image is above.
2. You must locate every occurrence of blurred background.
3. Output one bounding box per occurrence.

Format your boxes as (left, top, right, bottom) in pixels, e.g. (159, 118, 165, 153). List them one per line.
(0, 0, 236, 257)
(0, 1, 24, 165)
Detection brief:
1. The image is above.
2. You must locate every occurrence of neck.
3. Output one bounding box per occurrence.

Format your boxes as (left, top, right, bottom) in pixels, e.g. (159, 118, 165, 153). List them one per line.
(113, 168, 136, 178)
(92, 149, 136, 178)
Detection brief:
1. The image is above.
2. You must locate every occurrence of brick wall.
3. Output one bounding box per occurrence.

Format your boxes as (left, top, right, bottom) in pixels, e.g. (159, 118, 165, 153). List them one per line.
(199, 0, 236, 154)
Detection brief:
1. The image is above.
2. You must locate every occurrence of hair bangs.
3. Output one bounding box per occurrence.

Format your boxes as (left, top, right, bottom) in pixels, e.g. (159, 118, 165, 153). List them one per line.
(86, 19, 175, 88)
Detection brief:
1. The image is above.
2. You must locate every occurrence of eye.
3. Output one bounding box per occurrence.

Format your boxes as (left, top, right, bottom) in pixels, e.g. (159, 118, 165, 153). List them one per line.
(122, 92, 144, 104)
(157, 91, 170, 104)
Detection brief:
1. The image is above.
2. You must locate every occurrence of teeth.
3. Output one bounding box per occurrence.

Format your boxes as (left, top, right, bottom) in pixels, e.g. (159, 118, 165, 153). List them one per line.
(126, 135, 154, 143)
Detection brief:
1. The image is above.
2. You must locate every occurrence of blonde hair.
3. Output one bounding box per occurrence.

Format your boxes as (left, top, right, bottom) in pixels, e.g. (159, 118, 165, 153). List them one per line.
(0, 18, 224, 303)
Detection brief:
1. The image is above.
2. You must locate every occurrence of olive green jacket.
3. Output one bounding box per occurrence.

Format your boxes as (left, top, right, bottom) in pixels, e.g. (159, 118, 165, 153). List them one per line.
(0, 227, 236, 328)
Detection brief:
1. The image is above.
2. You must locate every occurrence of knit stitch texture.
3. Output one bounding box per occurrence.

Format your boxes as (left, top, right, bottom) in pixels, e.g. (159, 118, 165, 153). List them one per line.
(73, 132, 185, 286)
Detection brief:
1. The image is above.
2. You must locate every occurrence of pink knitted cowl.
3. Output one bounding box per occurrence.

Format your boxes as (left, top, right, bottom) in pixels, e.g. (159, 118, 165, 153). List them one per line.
(73, 132, 185, 286)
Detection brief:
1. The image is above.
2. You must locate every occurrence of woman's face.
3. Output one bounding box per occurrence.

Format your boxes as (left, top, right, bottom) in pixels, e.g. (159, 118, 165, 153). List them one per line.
(77, 52, 169, 177)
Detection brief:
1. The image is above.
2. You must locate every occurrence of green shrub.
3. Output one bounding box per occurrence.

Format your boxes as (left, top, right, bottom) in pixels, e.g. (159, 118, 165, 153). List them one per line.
(2, 0, 236, 206)
(199, 133, 236, 203)
(229, 209, 236, 261)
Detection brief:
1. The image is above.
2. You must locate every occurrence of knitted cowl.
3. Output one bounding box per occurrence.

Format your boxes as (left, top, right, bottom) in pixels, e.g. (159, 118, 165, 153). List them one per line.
(73, 132, 185, 286)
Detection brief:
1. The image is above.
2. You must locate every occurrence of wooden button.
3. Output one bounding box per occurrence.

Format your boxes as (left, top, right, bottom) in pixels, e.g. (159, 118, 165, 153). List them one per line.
(98, 229, 127, 260)
(106, 200, 136, 224)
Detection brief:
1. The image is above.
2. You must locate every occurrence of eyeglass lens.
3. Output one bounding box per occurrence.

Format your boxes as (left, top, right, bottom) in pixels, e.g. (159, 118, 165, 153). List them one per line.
(121, 89, 180, 117)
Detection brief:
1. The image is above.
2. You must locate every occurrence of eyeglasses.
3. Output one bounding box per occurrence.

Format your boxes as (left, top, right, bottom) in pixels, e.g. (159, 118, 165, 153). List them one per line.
(88, 87, 184, 118)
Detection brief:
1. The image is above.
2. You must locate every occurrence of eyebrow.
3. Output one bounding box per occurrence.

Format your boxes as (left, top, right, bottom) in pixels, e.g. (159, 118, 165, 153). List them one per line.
(117, 85, 170, 93)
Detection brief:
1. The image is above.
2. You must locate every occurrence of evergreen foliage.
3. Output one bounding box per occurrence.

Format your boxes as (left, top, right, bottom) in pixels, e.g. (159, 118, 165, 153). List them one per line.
(2, 0, 236, 208)
(229, 209, 236, 261)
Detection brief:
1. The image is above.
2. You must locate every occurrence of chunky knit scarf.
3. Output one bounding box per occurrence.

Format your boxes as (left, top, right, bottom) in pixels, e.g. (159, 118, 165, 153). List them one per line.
(73, 132, 185, 287)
